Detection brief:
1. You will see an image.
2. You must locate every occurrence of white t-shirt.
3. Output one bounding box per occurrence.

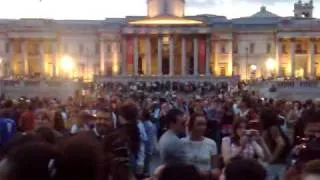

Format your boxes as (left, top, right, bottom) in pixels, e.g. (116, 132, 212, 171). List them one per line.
(182, 137, 217, 171)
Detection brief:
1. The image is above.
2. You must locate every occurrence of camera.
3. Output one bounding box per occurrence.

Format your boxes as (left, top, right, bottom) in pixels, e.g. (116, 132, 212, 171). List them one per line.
(290, 137, 320, 166)
(244, 129, 259, 137)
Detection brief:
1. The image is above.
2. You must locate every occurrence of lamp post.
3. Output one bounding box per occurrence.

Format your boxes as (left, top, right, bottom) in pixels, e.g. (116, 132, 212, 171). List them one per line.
(60, 55, 75, 79)
(266, 58, 276, 78)
(245, 47, 249, 80)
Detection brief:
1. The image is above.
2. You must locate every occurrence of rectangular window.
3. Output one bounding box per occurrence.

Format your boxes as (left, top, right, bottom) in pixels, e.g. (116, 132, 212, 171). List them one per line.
(267, 43, 271, 54)
(296, 44, 302, 53)
(46, 44, 52, 54)
(249, 43, 255, 54)
(106, 44, 111, 53)
(282, 44, 287, 54)
(64, 44, 68, 53)
(95, 43, 100, 54)
(221, 45, 226, 54)
(79, 44, 84, 54)
(5, 42, 9, 54)
(233, 44, 238, 54)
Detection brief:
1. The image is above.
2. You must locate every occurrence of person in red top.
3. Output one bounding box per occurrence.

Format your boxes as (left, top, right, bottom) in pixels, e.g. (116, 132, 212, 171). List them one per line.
(18, 104, 35, 132)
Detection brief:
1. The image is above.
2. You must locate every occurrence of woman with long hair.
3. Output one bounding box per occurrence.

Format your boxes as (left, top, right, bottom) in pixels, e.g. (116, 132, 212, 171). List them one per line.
(182, 113, 220, 179)
(221, 119, 266, 164)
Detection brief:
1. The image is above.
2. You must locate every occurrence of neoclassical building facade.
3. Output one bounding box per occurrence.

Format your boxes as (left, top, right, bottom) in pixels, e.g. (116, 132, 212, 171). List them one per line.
(0, 0, 319, 80)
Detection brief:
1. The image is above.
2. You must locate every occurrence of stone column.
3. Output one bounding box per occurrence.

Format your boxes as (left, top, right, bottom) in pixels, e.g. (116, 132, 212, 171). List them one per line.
(157, 36, 162, 75)
(21, 41, 28, 76)
(122, 38, 127, 76)
(275, 39, 281, 76)
(133, 37, 139, 75)
(205, 36, 211, 75)
(52, 41, 57, 77)
(40, 41, 45, 76)
(145, 36, 152, 75)
(214, 40, 220, 76)
(169, 35, 174, 76)
(100, 40, 105, 76)
(193, 37, 198, 75)
(227, 40, 233, 76)
(290, 38, 296, 77)
(8, 41, 13, 76)
(308, 38, 315, 77)
(181, 37, 187, 76)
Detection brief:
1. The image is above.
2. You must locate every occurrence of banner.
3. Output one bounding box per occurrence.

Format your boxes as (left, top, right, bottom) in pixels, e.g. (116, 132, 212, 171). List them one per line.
(198, 38, 206, 74)
(127, 37, 134, 65)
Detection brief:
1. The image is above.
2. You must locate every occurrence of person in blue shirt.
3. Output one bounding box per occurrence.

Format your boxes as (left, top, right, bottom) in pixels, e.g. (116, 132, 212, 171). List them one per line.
(0, 117, 17, 146)
(141, 109, 155, 176)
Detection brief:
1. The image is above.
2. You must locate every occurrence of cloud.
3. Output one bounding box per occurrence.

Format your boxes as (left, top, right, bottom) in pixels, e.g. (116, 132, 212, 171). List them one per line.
(186, 0, 294, 7)
(186, 0, 219, 7)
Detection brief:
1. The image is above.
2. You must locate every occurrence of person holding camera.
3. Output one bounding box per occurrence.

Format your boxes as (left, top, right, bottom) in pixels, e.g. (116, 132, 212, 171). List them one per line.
(286, 110, 320, 180)
(221, 119, 267, 164)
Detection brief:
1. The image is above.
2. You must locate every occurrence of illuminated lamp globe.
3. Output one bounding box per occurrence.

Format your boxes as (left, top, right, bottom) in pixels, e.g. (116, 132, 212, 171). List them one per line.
(266, 58, 276, 70)
(250, 65, 257, 71)
(60, 56, 75, 72)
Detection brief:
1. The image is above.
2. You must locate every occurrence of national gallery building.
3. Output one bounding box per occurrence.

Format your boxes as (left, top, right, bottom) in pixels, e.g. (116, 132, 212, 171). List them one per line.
(0, 0, 319, 81)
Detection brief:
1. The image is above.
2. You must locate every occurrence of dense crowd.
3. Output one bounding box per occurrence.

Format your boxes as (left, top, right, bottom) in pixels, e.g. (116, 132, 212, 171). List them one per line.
(0, 81, 319, 180)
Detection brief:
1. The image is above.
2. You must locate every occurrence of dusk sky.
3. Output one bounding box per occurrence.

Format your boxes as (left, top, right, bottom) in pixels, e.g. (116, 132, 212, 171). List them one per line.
(0, 0, 318, 19)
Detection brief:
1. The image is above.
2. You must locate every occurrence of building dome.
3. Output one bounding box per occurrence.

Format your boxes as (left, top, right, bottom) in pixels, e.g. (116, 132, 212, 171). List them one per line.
(147, 0, 185, 17)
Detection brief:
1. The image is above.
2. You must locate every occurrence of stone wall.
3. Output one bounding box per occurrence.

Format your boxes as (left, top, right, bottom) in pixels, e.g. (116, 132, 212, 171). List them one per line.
(0, 80, 79, 100)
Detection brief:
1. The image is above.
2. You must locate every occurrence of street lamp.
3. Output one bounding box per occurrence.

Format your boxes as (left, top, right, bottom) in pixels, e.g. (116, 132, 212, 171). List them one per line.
(250, 64, 257, 71)
(266, 58, 276, 78)
(266, 58, 276, 71)
(60, 55, 75, 78)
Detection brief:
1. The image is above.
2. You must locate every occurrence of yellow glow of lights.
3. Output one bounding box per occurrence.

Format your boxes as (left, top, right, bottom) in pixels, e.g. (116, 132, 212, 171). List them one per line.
(266, 58, 276, 70)
(250, 65, 257, 71)
(129, 17, 203, 25)
(60, 56, 75, 73)
(113, 64, 119, 74)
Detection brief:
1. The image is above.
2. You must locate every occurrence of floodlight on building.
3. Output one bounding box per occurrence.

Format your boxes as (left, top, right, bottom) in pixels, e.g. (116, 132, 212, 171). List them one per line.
(266, 58, 276, 71)
(60, 55, 75, 73)
(113, 64, 119, 74)
(250, 64, 257, 71)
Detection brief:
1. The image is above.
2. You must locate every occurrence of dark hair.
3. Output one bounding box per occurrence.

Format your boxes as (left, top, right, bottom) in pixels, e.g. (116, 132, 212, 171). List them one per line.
(57, 134, 103, 180)
(141, 109, 151, 121)
(159, 163, 201, 180)
(6, 142, 62, 180)
(302, 159, 320, 177)
(188, 113, 206, 131)
(0, 133, 42, 159)
(36, 127, 56, 144)
(305, 110, 320, 125)
(53, 111, 66, 132)
(260, 108, 279, 130)
(3, 100, 13, 109)
(225, 157, 266, 180)
(118, 103, 140, 155)
(231, 119, 247, 145)
(166, 109, 183, 126)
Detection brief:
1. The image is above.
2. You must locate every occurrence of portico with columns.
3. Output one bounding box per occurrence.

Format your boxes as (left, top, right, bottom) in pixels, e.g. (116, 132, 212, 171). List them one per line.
(277, 36, 319, 78)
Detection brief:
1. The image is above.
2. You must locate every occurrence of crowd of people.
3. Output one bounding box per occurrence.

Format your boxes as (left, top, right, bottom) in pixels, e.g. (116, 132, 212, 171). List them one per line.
(0, 81, 319, 180)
